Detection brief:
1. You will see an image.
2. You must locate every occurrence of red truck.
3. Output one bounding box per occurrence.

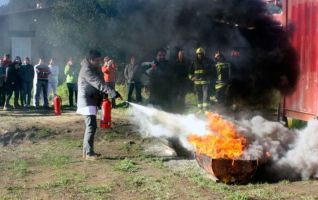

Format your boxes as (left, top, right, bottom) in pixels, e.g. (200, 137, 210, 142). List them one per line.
(281, 0, 318, 121)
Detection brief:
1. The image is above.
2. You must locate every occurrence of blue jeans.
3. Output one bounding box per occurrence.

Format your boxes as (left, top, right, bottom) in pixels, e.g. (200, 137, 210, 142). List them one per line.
(23, 81, 33, 106)
(35, 80, 49, 107)
(67, 83, 78, 107)
(127, 82, 142, 103)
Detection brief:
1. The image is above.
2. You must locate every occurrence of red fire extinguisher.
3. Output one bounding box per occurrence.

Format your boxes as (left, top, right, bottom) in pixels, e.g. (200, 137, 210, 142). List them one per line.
(100, 97, 112, 129)
(54, 95, 62, 116)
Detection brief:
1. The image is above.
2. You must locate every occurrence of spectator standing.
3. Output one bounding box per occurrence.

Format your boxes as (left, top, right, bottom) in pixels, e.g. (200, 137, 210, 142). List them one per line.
(146, 48, 174, 111)
(172, 50, 190, 112)
(3, 60, 20, 110)
(34, 58, 50, 109)
(1, 54, 11, 108)
(124, 56, 143, 103)
(14, 56, 24, 107)
(2, 54, 11, 68)
(21, 57, 34, 107)
(48, 58, 59, 102)
(0, 59, 6, 107)
(64, 58, 78, 107)
(101, 57, 117, 108)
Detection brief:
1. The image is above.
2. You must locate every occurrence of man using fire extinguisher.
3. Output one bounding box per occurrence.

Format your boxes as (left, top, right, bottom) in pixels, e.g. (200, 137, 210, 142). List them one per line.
(77, 50, 122, 161)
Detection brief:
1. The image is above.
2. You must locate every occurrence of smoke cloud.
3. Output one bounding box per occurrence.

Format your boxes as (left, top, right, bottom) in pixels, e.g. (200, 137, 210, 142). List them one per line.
(129, 103, 206, 151)
(106, 0, 298, 104)
(130, 103, 318, 181)
(42, 0, 299, 105)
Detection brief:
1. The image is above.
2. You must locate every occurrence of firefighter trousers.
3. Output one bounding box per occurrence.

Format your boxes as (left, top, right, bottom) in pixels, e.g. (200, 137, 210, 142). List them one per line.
(216, 85, 228, 105)
(195, 84, 209, 110)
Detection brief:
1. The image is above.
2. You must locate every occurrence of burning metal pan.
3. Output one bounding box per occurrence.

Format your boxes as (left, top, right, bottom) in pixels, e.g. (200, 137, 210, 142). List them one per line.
(195, 153, 259, 184)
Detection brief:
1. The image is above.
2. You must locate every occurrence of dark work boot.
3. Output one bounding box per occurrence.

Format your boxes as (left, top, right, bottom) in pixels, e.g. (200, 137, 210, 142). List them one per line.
(14, 100, 20, 109)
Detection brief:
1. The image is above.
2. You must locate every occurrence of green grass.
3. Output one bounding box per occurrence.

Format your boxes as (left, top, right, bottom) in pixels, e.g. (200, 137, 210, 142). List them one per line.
(40, 153, 72, 169)
(36, 172, 86, 189)
(227, 193, 250, 200)
(56, 83, 69, 104)
(36, 172, 111, 200)
(184, 169, 230, 193)
(10, 159, 30, 177)
(58, 137, 83, 149)
(300, 197, 317, 200)
(125, 175, 173, 199)
(80, 184, 112, 199)
(178, 167, 297, 200)
(103, 132, 120, 142)
(33, 128, 53, 139)
(126, 176, 161, 190)
(136, 154, 165, 169)
(113, 158, 140, 173)
(4, 185, 25, 199)
(118, 142, 133, 153)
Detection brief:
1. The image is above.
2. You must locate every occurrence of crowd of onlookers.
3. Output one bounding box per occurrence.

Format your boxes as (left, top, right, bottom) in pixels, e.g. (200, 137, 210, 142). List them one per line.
(123, 47, 241, 113)
(0, 46, 240, 113)
(0, 54, 78, 110)
(0, 53, 123, 111)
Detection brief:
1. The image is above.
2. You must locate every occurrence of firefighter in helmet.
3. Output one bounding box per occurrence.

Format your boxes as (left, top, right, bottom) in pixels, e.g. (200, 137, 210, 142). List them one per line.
(214, 50, 231, 105)
(189, 48, 213, 111)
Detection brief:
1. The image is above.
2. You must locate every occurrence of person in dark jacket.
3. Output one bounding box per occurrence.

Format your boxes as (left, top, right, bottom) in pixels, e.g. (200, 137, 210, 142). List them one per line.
(77, 50, 122, 161)
(146, 48, 175, 110)
(14, 56, 24, 107)
(34, 58, 50, 109)
(1, 54, 11, 107)
(2, 54, 11, 68)
(124, 56, 143, 103)
(3, 60, 20, 110)
(0, 59, 6, 107)
(171, 50, 191, 113)
(21, 57, 34, 107)
(189, 48, 213, 112)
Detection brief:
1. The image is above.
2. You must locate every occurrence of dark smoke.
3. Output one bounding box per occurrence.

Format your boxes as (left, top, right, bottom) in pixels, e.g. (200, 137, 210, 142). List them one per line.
(36, 0, 299, 106)
(103, 0, 298, 105)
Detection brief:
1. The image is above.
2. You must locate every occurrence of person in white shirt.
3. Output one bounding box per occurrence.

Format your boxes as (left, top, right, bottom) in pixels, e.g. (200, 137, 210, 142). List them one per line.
(47, 58, 59, 102)
(33, 60, 44, 107)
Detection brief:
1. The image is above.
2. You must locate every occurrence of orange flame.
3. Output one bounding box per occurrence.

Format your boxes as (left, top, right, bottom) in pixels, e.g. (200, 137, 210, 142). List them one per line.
(188, 112, 246, 159)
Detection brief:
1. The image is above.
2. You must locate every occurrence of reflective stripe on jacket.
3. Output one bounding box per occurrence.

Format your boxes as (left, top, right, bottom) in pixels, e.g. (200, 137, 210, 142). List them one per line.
(189, 57, 213, 85)
(215, 62, 231, 89)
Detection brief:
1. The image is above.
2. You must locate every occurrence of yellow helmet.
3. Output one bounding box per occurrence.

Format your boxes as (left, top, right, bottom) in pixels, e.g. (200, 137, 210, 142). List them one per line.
(196, 47, 205, 55)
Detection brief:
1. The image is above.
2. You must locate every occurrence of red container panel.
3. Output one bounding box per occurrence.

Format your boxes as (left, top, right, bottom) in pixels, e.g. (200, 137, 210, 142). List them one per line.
(283, 0, 318, 121)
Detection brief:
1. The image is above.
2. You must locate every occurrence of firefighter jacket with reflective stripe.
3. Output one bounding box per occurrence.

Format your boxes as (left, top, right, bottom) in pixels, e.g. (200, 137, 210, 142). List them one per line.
(215, 62, 231, 90)
(189, 58, 213, 85)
